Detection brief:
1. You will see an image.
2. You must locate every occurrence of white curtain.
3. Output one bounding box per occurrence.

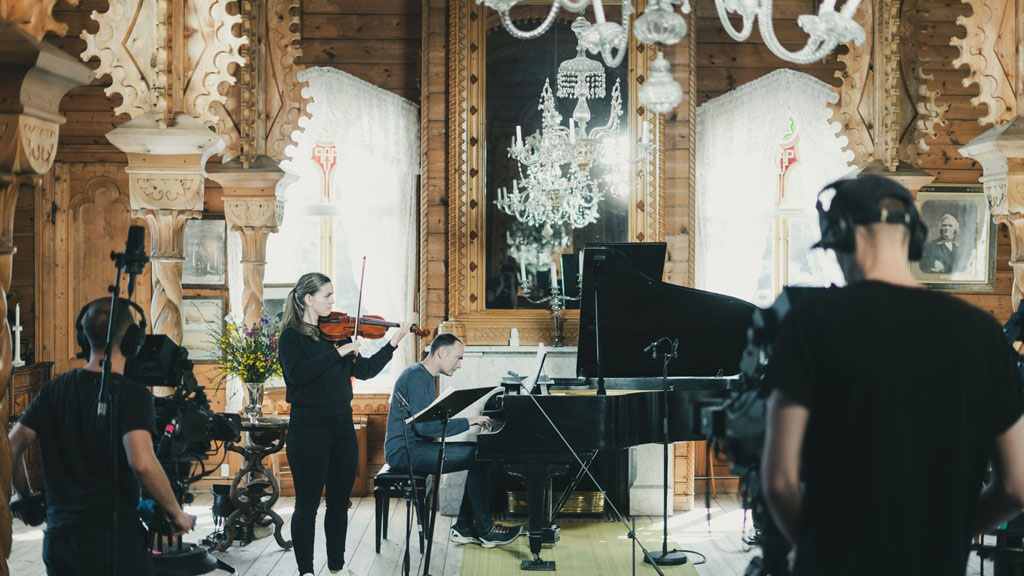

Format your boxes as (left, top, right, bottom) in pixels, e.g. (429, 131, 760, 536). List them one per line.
(274, 67, 420, 393)
(696, 69, 852, 304)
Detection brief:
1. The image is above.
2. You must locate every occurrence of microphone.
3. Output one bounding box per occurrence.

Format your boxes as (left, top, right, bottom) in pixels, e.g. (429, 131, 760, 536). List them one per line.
(644, 340, 660, 359)
(393, 389, 411, 411)
(120, 226, 149, 276)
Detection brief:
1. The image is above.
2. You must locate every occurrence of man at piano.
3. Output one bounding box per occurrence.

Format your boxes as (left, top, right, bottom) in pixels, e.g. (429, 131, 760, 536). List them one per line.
(761, 174, 1024, 576)
(383, 333, 522, 548)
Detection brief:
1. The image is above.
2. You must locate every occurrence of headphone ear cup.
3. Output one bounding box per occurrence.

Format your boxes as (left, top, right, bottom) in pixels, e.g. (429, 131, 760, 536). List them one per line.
(75, 306, 90, 359)
(908, 208, 926, 261)
(821, 202, 856, 254)
(120, 324, 143, 359)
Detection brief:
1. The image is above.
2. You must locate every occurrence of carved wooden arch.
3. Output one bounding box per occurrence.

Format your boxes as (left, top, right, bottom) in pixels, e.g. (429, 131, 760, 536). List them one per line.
(951, 0, 1021, 128)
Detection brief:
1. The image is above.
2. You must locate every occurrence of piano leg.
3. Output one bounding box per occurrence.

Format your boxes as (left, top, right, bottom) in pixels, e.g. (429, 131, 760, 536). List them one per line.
(522, 463, 556, 572)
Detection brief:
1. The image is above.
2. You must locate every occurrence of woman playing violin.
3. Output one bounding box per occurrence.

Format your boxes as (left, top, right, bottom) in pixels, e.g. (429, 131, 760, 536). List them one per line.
(278, 272, 411, 576)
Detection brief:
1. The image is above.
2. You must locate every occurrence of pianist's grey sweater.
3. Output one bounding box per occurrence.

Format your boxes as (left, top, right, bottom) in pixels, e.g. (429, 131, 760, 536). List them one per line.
(384, 363, 470, 466)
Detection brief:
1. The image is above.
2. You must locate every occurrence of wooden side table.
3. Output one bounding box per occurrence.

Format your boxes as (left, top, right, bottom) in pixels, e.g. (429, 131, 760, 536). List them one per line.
(218, 417, 293, 551)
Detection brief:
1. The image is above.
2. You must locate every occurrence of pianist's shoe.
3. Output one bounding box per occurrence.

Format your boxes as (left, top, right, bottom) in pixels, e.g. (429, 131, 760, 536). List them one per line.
(477, 524, 523, 548)
(449, 524, 480, 545)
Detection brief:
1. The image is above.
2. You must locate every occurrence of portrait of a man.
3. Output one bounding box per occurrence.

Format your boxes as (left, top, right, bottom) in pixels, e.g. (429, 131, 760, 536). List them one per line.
(920, 213, 967, 274)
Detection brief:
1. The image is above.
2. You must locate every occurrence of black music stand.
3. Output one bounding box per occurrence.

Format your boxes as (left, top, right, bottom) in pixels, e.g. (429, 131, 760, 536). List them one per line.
(405, 385, 497, 576)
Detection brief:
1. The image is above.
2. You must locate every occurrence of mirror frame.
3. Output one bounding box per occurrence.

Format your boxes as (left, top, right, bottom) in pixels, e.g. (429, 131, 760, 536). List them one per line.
(442, 0, 665, 345)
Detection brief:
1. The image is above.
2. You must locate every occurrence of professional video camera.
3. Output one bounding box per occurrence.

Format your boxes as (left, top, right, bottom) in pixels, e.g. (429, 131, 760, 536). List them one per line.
(700, 286, 823, 576)
(127, 335, 241, 575)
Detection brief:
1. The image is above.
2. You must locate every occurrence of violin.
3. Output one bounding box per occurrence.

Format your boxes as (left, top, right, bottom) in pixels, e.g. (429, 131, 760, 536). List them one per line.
(317, 311, 431, 343)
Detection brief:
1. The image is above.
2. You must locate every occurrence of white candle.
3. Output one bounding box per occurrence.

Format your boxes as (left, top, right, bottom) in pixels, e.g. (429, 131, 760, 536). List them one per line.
(569, 119, 576, 144)
(820, 0, 837, 12)
(593, 0, 606, 23)
(516, 125, 523, 147)
(513, 179, 519, 194)
(15, 303, 20, 328)
(520, 260, 527, 283)
(550, 262, 557, 288)
(642, 120, 651, 145)
(840, 0, 861, 17)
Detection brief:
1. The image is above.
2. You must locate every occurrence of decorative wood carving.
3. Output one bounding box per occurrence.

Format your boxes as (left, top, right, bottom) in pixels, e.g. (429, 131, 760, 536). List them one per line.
(133, 208, 201, 344)
(444, 0, 662, 345)
(995, 213, 1024, 309)
(81, 0, 166, 121)
(266, 0, 309, 163)
(951, 0, 1021, 128)
(830, 0, 874, 167)
(1, 0, 74, 42)
(0, 20, 91, 175)
(0, 173, 38, 576)
(878, 0, 901, 172)
(899, 0, 949, 163)
(210, 158, 286, 326)
(187, 0, 246, 151)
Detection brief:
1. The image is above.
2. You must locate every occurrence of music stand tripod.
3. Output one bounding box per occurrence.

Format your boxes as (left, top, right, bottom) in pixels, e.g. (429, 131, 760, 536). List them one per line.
(643, 337, 689, 566)
(404, 385, 496, 576)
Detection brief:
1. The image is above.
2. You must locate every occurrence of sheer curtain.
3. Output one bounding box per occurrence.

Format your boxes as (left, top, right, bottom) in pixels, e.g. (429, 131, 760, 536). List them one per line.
(696, 69, 852, 304)
(269, 66, 420, 393)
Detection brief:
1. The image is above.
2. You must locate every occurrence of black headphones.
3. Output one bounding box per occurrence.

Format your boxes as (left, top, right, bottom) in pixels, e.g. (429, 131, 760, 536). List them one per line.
(816, 187, 927, 261)
(75, 298, 148, 360)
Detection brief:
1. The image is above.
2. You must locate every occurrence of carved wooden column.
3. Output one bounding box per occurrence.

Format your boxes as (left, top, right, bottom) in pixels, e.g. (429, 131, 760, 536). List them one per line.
(831, 0, 939, 196)
(209, 158, 285, 327)
(0, 11, 91, 573)
(82, 0, 245, 342)
(955, 0, 1023, 311)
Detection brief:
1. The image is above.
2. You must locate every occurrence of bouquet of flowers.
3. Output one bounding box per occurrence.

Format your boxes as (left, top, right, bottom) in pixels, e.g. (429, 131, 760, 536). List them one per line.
(216, 314, 282, 419)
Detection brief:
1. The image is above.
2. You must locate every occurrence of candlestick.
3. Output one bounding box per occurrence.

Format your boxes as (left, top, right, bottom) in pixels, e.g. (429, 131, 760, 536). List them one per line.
(15, 303, 20, 328)
(516, 125, 523, 147)
(520, 259, 527, 283)
(593, 0, 606, 23)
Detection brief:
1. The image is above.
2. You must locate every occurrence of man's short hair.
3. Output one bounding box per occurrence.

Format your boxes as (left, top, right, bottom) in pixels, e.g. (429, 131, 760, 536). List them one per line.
(81, 298, 137, 352)
(430, 333, 463, 356)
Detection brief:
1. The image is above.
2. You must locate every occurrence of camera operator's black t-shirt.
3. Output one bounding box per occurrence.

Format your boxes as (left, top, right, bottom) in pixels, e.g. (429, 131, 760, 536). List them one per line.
(766, 281, 1024, 576)
(19, 369, 158, 534)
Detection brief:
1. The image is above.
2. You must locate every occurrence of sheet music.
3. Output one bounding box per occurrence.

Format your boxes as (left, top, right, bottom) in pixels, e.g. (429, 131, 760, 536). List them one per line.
(522, 345, 548, 395)
(404, 384, 498, 425)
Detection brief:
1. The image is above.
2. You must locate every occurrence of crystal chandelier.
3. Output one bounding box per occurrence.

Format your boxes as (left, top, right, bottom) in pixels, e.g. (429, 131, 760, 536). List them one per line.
(507, 221, 571, 278)
(476, 0, 865, 113)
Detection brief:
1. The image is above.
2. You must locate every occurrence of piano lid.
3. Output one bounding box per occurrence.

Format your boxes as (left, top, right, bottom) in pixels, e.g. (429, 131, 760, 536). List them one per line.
(577, 243, 757, 379)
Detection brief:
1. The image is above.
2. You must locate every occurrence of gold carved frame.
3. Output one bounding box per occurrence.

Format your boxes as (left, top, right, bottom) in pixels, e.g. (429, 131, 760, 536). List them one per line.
(443, 0, 665, 345)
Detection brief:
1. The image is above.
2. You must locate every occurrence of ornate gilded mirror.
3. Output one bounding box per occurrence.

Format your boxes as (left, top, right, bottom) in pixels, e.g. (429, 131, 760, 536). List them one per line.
(445, 0, 664, 345)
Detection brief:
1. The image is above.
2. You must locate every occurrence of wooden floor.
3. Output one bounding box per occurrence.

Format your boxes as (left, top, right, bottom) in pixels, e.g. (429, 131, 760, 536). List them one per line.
(9, 493, 997, 575)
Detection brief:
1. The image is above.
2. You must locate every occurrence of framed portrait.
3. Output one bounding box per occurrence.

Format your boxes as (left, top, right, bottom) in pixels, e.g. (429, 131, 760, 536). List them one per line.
(183, 219, 227, 286)
(181, 297, 224, 362)
(262, 285, 293, 326)
(912, 185, 996, 292)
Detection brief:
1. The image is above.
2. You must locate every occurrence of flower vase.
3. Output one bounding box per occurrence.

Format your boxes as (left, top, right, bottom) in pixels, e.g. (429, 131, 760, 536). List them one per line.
(245, 382, 264, 423)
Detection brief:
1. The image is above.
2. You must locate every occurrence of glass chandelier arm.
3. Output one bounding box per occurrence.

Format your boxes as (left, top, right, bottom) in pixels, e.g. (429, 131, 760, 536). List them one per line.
(495, 1, 562, 40)
(558, 0, 592, 12)
(714, 0, 757, 42)
(757, 0, 865, 65)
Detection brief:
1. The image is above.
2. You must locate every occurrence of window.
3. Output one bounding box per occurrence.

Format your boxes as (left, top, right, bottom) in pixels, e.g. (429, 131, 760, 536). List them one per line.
(696, 69, 850, 307)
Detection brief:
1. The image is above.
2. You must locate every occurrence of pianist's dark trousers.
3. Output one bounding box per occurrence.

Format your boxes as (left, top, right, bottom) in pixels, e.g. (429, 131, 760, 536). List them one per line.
(389, 441, 492, 534)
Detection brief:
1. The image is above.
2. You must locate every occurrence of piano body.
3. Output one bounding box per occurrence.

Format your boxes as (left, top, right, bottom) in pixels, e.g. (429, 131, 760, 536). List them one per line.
(476, 243, 756, 571)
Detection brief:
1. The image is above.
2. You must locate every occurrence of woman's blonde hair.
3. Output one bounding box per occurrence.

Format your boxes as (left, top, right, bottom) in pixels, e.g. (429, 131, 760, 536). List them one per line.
(281, 272, 332, 341)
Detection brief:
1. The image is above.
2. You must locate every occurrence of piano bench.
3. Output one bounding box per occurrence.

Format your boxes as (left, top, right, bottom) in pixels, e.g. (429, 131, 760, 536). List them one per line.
(374, 464, 431, 554)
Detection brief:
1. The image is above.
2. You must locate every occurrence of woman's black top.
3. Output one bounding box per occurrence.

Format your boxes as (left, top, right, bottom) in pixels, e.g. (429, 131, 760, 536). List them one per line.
(279, 325, 396, 417)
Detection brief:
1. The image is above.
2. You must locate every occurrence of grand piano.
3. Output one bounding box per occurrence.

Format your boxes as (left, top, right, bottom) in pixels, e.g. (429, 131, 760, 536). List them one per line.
(476, 243, 757, 571)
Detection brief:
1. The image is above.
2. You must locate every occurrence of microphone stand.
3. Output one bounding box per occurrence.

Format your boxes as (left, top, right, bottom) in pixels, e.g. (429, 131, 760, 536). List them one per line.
(643, 337, 689, 567)
(100, 228, 148, 576)
(394, 391, 425, 576)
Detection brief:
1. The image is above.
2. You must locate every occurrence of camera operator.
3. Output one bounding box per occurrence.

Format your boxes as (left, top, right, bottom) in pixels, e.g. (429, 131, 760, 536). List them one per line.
(8, 298, 194, 575)
(761, 174, 1024, 575)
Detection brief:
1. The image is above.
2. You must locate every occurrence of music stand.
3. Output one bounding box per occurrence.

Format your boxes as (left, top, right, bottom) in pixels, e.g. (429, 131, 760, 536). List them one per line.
(405, 385, 497, 576)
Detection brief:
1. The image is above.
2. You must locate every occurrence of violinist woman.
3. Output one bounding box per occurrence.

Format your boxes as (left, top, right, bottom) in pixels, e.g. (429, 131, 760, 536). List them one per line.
(278, 272, 411, 576)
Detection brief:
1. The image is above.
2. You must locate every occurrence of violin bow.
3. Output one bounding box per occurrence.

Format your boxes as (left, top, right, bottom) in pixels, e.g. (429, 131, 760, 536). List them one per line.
(353, 256, 366, 355)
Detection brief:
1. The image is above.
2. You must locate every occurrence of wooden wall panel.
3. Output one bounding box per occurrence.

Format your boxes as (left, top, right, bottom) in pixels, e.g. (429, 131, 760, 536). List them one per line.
(12, 190, 35, 366)
(299, 0, 422, 102)
(420, 0, 447, 338)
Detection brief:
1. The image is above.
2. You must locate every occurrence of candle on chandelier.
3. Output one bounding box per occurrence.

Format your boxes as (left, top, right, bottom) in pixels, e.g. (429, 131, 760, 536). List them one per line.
(516, 125, 523, 147)
(642, 120, 651, 145)
(15, 303, 19, 328)
(820, 0, 837, 12)
(840, 0, 861, 17)
(592, 0, 606, 23)
(569, 119, 576, 144)
(520, 260, 527, 284)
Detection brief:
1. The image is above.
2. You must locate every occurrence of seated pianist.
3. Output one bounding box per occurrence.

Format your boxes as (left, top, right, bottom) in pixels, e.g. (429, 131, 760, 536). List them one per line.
(382, 333, 522, 548)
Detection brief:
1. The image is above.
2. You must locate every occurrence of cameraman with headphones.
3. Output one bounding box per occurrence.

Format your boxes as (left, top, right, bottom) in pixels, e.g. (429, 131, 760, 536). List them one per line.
(8, 298, 194, 575)
(761, 174, 1024, 575)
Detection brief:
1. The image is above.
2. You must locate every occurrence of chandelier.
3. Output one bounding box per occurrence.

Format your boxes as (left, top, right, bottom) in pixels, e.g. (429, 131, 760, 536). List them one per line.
(507, 221, 571, 279)
(476, 0, 865, 113)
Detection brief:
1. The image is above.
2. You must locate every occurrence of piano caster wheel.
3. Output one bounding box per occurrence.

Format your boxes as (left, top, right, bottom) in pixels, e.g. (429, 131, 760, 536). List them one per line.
(521, 555, 556, 572)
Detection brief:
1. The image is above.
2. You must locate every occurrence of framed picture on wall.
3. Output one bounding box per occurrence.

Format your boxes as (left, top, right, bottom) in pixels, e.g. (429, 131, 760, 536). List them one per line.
(181, 297, 224, 362)
(183, 219, 227, 286)
(262, 285, 293, 326)
(912, 185, 996, 292)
